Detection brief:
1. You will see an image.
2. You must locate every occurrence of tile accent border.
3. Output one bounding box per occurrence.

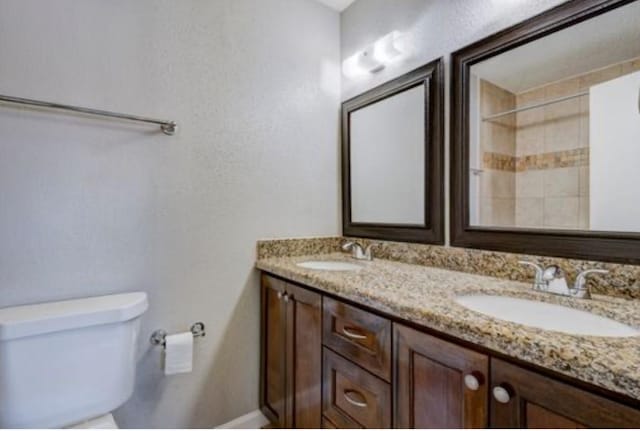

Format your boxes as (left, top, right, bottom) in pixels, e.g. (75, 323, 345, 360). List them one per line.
(257, 236, 640, 300)
(482, 152, 515, 171)
(515, 147, 589, 172)
(483, 148, 589, 173)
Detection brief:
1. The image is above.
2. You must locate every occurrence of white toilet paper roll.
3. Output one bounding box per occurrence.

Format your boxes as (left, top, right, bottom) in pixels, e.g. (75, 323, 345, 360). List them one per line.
(164, 332, 193, 375)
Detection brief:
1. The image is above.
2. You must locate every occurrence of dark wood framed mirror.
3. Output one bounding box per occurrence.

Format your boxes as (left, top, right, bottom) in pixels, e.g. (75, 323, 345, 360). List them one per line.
(451, 0, 640, 263)
(342, 58, 444, 244)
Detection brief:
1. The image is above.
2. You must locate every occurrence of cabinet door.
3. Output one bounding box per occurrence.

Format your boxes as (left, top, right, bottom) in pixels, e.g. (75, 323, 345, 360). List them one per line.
(491, 358, 640, 428)
(286, 283, 322, 429)
(260, 275, 288, 427)
(394, 324, 489, 428)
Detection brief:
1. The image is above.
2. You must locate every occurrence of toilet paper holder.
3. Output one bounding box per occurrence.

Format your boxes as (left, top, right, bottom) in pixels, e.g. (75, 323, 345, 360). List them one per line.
(149, 322, 206, 347)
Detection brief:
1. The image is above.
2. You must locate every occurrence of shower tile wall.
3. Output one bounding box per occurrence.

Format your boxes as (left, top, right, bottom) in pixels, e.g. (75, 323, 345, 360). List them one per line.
(480, 56, 640, 229)
(479, 80, 515, 226)
(515, 76, 587, 229)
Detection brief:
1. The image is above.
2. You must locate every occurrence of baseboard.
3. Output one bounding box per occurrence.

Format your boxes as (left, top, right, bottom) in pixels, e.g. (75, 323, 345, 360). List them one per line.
(216, 409, 270, 429)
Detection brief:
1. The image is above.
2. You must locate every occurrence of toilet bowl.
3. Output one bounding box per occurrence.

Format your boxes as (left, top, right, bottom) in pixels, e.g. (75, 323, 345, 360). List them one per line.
(0, 292, 148, 428)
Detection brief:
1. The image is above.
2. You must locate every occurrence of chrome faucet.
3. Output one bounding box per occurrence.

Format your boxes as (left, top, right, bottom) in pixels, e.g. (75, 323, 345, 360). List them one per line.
(342, 241, 375, 261)
(541, 265, 570, 295)
(519, 261, 608, 299)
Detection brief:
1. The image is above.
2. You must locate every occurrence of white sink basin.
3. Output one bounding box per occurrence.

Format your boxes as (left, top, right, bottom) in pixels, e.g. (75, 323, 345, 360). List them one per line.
(296, 260, 363, 271)
(455, 295, 639, 338)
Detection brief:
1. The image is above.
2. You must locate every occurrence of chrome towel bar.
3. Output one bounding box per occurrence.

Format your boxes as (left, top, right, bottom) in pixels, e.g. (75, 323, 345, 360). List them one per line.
(0, 93, 177, 135)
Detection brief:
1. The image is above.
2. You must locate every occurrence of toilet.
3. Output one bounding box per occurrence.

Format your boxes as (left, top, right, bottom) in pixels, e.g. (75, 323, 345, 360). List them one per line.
(0, 292, 148, 428)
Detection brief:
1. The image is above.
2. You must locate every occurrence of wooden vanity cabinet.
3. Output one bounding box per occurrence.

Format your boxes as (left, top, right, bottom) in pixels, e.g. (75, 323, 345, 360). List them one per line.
(260, 272, 640, 429)
(490, 359, 640, 428)
(394, 324, 489, 428)
(260, 275, 322, 428)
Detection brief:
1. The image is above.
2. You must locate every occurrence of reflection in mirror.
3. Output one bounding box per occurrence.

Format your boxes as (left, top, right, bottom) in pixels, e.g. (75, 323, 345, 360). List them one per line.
(468, 0, 640, 232)
(350, 85, 425, 224)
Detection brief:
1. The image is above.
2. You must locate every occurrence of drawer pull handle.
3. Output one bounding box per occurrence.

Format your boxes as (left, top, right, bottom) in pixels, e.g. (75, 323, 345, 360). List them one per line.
(493, 386, 511, 404)
(342, 327, 367, 340)
(464, 373, 481, 391)
(343, 390, 367, 408)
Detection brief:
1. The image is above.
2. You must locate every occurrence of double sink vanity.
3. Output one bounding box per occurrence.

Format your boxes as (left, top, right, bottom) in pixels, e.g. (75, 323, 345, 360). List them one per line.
(256, 238, 640, 429)
(258, 0, 640, 428)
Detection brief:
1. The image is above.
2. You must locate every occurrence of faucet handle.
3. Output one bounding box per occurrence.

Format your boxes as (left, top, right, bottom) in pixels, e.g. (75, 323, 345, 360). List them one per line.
(572, 269, 609, 298)
(575, 268, 609, 280)
(519, 260, 543, 280)
(341, 241, 356, 251)
(519, 261, 546, 291)
(363, 243, 377, 260)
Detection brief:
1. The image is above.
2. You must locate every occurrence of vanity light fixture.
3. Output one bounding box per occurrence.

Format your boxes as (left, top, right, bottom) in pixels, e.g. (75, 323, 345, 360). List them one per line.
(373, 31, 403, 63)
(342, 48, 383, 78)
(342, 31, 405, 78)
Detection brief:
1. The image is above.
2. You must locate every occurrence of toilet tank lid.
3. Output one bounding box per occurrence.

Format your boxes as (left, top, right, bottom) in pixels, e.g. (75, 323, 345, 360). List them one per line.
(0, 292, 148, 341)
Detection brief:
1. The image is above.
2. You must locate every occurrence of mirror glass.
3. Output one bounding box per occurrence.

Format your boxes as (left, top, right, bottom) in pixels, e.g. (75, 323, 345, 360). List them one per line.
(468, 1, 640, 232)
(350, 85, 425, 224)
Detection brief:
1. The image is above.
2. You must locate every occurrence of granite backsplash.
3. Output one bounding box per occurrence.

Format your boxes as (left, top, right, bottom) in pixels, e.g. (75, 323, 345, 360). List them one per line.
(256, 236, 640, 299)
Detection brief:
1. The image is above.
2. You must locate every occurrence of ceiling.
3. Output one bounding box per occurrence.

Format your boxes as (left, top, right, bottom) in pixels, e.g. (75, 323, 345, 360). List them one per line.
(471, 0, 640, 94)
(314, 0, 356, 12)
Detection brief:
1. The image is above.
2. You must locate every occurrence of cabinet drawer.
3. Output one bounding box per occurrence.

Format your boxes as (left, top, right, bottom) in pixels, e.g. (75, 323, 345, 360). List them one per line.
(322, 348, 391, 429)
(323, 297, 391, 381)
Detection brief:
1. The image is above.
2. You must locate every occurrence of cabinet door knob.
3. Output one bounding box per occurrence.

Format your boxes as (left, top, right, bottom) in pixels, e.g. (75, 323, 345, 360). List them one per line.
(277, 291, 283, 300)
(464, 373, 481, 391)
(493, 386, 511, 404)
(283, 293, 290, 303)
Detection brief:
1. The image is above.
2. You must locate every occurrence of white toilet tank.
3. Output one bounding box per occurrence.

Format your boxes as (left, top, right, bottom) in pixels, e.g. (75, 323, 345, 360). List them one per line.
(0, 292, 148, 428)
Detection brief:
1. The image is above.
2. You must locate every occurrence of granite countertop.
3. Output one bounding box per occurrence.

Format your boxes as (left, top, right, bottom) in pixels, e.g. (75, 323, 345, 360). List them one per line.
(256, 252, 640, 401)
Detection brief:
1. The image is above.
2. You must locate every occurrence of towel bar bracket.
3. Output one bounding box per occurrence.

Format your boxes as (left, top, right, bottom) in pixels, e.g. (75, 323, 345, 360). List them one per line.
(160, 121, 177, 135)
